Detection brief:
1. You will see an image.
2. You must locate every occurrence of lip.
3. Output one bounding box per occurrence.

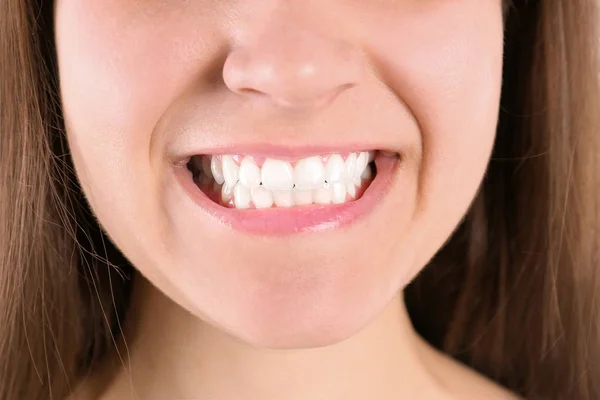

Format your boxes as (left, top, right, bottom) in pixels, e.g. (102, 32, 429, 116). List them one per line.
(172, 150, 400, 235)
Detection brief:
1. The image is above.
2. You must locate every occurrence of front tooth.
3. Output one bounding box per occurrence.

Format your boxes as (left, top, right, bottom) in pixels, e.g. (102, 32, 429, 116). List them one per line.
(345, 153, 357, 182)
(354, 152, 368, 179)
(332, 183, 347, 204)
(273, 190, 294, 207)
(251, 186, 273, 209)
(313, 186, 333, 205)
(233, 182, 251, 209)
(239, 157, 261, 188)
(261, 159, 294, 191)
(210, 156, 225, 185)
(325, 154, 345, 183)
(294, 189, 313, 205)
(294, 156, 325, 190)
(222, 155, 239, 186)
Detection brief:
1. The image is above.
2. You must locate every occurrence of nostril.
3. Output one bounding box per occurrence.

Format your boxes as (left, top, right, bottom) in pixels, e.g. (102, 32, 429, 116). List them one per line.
(237, 87, 268, 98)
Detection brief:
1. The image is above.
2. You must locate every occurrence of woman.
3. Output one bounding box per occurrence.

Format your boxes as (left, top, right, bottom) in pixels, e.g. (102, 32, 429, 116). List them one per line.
(1, 0, 599, 399)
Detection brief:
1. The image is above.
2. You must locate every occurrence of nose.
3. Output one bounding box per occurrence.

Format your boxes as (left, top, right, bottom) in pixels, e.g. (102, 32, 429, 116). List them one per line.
(222, 8, 365, 111)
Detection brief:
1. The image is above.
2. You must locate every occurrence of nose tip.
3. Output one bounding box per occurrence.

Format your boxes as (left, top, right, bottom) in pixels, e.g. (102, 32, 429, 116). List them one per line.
(222, 28, 364, 110)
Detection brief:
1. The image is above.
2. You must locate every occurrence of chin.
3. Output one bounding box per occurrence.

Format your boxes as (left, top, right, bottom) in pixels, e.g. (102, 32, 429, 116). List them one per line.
(177, 257, 400, 350)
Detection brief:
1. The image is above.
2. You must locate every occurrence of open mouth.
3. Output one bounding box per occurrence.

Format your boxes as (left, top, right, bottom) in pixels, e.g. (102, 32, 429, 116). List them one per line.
(186, 151, 378, 209)
(172, 148, 399, 234)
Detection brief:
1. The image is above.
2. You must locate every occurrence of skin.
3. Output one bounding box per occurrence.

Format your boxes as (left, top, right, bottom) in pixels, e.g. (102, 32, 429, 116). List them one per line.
(54, 0, 515, 399)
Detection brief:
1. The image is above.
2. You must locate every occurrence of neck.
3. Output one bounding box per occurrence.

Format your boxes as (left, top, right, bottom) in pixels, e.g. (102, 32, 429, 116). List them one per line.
(95, 276, 448, 400)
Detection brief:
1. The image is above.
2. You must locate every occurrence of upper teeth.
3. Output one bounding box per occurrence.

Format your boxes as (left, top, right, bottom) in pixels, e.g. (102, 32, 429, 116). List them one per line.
(262, 158, 294, 190)
(202, 151, 374, 190)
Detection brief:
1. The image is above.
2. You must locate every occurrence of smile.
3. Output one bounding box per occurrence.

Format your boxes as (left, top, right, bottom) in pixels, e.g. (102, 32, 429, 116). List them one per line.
(189, 151, 376, 208)
(174, 148, 400, 234)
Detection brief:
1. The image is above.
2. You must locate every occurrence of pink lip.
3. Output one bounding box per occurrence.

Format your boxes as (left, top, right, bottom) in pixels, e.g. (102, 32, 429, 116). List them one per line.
(173, 153, 399, 235)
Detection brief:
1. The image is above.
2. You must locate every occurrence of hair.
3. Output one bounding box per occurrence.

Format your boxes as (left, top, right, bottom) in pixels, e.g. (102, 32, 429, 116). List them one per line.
(1, 0, 598, 399)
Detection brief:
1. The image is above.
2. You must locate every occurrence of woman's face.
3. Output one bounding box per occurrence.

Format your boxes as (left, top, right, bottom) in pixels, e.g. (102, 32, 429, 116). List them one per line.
(55, 0, 503, 348)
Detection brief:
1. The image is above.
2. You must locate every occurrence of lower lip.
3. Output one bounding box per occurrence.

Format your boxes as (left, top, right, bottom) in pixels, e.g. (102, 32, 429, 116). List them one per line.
(173, 155, 399, 235)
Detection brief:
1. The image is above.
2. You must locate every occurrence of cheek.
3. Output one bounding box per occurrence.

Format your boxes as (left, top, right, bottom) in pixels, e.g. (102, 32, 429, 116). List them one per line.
(54, 0, 226, 249)
(55, 0, 225, 154)
(361, 1, 504, 267)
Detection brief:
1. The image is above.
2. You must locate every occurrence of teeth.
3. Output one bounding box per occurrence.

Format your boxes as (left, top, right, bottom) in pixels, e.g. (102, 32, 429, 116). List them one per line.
(239, 157, 261, 188)
(354, 152, 368, 179)
(262, 159, 294, 191)
(361, 164, 372, 180)
(233, 182, 251, 209)
(221, 182, 234, 203)
(293, 189, 313, 205)
(273, 190, 294, 207)
(222, 156, 239, 187)
(196, 151, 377, 209)
(210, 156, 225, 185)
(325, 154, 346, 183)
(346, 183, 356, 199)
(294, 156, 325, 190)
(313, 186, 333, 205)
(251, 186, 274, 209)
(345, 153, 357, 181)
(332, 183, 347, 204)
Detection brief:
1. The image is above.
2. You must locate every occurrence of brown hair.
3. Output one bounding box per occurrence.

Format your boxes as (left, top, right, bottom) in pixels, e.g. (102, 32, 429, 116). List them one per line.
(1, 0, 598, 399)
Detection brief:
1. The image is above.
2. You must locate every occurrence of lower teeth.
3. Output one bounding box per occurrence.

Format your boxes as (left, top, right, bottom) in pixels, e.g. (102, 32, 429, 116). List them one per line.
(192, 165, 376, 209)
